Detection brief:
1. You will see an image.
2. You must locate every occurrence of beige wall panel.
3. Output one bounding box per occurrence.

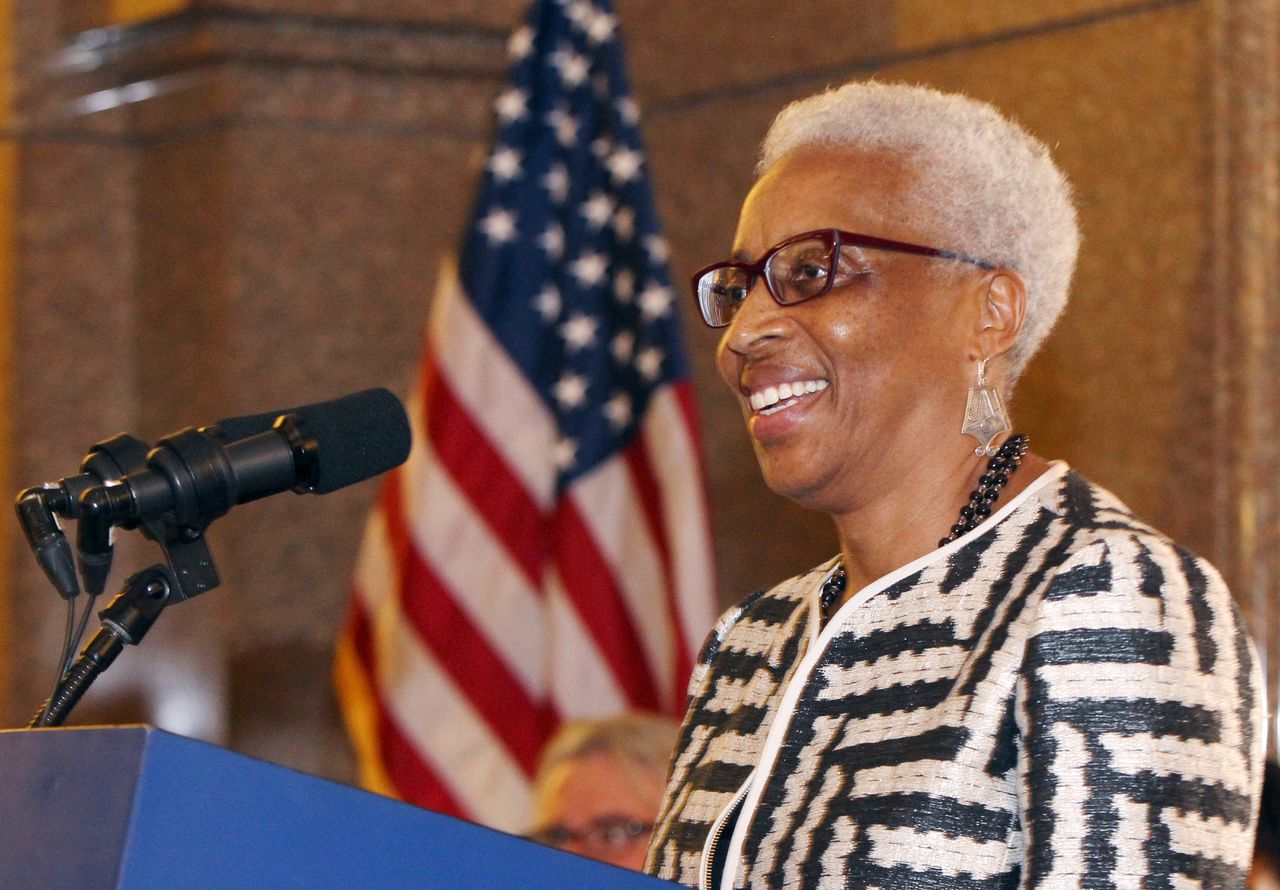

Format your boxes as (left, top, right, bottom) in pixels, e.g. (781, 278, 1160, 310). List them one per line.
(881, 5, 1215, 560)
(218, 126, 478, 647)
(133, 131, 233, 433)
(0, 0, 12, 716)
(201, 0, 526, 30)
(7, 140, 140, 723)
(213, 126, 481, 773)
(0, 140, 11, 717)
(617, 0, 893, 106)
(893, 0, 1163, 50)
(110, 0, 187, 25)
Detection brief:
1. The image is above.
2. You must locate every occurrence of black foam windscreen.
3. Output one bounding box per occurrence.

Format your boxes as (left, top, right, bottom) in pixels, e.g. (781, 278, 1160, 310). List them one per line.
(295, 387, 412, 494)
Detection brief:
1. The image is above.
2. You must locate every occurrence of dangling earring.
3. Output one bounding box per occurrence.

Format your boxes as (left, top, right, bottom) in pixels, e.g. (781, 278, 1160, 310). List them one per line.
(961, 357, 1011, 457)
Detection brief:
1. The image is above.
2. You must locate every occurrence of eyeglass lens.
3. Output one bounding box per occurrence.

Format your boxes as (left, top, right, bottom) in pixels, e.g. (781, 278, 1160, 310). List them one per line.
(696, 236, 843, 327)
(532, 817, 653, 852)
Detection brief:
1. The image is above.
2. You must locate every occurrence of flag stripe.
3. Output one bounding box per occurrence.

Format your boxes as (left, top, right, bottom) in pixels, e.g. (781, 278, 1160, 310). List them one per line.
(344, 595, 467, 815)
(382, 473, 556, 777)
(573, 447, 677, 703)
(624, 423, 686, 711)
(555, 496, 663, 710)
(402, 398, 548, 696)
(421, 356, 549, 588)
(545, 569, 630, 716)
(647, 384, 718, 672)
(428, 270, 556, 509)
(346, 508, 478, 815)
(353, 507, 535, 830)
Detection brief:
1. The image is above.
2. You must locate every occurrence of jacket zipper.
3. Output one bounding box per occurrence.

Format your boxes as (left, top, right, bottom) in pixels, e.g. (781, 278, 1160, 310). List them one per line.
(701, 780, 750, 890)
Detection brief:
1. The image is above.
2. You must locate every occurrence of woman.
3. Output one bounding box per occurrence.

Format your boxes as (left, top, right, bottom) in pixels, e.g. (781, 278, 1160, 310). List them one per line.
(645, 82, 1264, 889)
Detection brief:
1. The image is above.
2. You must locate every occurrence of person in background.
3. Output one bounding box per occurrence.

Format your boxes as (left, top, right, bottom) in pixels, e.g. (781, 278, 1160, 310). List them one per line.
(1252, 761, 1280, 889)
(529, 713, 678, 871)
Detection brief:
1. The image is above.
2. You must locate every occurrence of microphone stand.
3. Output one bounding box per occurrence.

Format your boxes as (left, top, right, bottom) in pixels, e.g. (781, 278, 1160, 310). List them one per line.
(26, 523, 222, 727)
(29, 566, 175, 728)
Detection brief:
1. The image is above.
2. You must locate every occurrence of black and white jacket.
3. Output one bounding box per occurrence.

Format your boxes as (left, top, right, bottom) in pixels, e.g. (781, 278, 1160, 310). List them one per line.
(645, 465, 1264, 889)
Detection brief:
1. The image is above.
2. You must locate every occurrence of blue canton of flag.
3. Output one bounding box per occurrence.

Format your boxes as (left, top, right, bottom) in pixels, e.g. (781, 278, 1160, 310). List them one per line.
(460, 0, 686, 492)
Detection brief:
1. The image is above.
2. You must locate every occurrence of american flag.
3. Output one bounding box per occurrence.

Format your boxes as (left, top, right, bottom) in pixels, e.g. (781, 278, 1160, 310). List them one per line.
(333, 0, 716, 832)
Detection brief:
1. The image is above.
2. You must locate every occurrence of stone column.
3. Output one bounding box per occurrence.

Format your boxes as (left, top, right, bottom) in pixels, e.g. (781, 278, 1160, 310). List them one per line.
(1208, 0, 1280, 728)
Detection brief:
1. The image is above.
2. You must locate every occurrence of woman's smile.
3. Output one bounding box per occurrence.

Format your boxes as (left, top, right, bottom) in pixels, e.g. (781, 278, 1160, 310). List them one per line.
(747, 378, 830, 414)
(744, 374, 831, 444)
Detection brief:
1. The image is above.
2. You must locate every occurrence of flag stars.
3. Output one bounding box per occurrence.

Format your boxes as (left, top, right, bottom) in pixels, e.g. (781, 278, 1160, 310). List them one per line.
(586, 9, 617, 44)
(612, 330, 635, 363)
(539, 223, 565, 259)
(644, 235, 670, 264)
(553, 436, 578, 471)
(581, 191, 615, 229)
(563, 0, 593, 28)
(508, 25, 534, 60)
(604, 392, 632, 430)
(614, 269, 634, 302)
(639, 284, 673, 320)
(607, 147, 644, 183)
(570, 251, 609, 287)
(487, 147, 522, 182)
(479, 208, 518, 245)
(591, 137, 613, 159)
(636, 346, 664, 381)
(551, 47, 590, 87)
(547, 108, 580, 147)
(534, 285, 562, 321)
(617, 96, 640, 125)
(612, 207, 635, 241)
(553, 372, 589, 410)
(494, 88, 527, 124)
(542, 164, 569, 203)
(560, 312, 599, 352)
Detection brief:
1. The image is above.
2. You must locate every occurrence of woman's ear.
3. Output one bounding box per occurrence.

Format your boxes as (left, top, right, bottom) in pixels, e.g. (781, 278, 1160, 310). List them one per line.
(973, 269, 1027, 362)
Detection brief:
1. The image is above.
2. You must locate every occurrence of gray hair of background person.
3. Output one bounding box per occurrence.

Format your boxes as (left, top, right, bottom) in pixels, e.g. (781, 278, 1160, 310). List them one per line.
(534, 713, 679, 790)
(758, 80, 1080, 383)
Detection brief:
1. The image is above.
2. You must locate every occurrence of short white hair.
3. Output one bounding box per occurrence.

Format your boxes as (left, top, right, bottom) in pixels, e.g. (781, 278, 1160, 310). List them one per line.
(534, 713, 678, 788)
(530, 713, 679, 828)
(758, 81, 1079, 379)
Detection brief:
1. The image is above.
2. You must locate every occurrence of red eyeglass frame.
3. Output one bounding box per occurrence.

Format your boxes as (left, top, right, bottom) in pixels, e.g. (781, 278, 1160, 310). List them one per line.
(690, 228, 996, 328)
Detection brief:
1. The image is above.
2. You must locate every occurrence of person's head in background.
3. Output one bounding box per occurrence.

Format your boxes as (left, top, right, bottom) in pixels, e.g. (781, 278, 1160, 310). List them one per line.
(529, 713, 679, 871)
(1251, 761, 1280, 889)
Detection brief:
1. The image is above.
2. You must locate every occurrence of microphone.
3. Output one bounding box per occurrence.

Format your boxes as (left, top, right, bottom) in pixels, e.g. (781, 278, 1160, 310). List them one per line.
(77, 387, 411, 538)
(16, 388, 410, 602)
(20, 388, 410, 727)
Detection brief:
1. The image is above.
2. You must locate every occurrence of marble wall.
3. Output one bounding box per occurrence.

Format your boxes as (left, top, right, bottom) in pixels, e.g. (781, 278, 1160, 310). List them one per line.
(0, 0, 14, 721)
(3, 0, 1278, 779)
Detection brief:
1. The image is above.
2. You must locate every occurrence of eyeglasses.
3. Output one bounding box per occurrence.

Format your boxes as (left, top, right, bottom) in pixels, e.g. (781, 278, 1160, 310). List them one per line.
(690, 228, 996, 328)
(529, 817, 654, 855)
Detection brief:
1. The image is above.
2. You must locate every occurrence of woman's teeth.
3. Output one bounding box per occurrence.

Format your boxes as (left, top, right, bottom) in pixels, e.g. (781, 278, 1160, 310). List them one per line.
(748, 379, 829, 414)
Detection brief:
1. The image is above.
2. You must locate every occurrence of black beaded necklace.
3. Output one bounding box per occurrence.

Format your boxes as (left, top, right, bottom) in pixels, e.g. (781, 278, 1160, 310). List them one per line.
(818, 433, 1029, 624)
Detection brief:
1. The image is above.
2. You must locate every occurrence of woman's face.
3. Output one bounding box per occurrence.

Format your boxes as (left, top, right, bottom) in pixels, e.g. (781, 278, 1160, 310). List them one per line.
(716, 145, 981, 513)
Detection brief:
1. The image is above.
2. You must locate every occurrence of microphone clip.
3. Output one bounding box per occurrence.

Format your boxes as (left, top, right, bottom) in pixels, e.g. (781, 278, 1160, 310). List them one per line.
(77, 481, 220, 605)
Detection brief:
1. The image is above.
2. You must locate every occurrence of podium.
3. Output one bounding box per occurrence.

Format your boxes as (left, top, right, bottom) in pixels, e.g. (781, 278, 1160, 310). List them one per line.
(0, 726, 678, 889)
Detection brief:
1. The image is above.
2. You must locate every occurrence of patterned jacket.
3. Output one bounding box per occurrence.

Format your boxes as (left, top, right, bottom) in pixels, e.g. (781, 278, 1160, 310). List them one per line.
(645, 466, 1264, 889)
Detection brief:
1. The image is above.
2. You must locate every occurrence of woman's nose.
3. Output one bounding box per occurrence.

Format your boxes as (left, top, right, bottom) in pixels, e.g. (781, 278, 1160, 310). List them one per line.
(721, 279, 789, 354)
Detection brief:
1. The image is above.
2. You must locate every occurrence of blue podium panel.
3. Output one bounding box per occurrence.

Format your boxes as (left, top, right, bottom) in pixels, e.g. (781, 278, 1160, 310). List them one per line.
(0, 726, 679, 890)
